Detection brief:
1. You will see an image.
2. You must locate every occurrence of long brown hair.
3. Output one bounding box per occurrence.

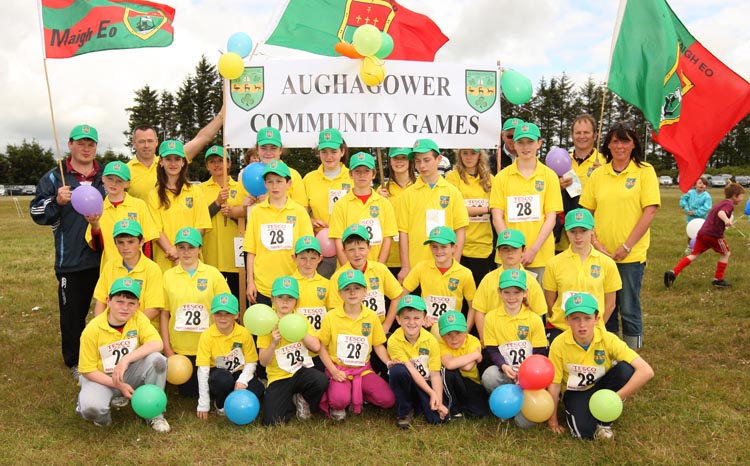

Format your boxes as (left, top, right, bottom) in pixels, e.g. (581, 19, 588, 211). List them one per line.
(385, 155, 416, 193)
(454, 149, 492, 192)
(156, 157, 190, 209)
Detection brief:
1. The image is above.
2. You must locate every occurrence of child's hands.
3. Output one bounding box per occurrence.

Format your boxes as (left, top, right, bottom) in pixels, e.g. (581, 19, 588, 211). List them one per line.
(166, 246, 179, 262)
(501, 365, 518, 382)
(116, 382, 135, 399)
(234, 382, 247, 390)
(196, 410, 209, 420)
(242, 195, 258, 207)
(311, 218, 328, 229)
(548, 419, 566, 434)
(423, 316, 437, 328)
(84, 213, 101, 229)
(330, 368, 347, 383)
(246, 282, 258, 304)
(216, 187, 229, 206)
(379, 188, 390, 198)
(270, 328, 282, 345)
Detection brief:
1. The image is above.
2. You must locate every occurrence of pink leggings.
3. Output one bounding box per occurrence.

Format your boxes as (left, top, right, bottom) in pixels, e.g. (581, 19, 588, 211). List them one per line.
(326, 371, 395, 411)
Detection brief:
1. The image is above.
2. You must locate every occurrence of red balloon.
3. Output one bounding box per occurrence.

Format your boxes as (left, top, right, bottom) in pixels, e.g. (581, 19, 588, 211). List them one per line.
(517, 354, 555, 390)
(315, 228, 337, 257)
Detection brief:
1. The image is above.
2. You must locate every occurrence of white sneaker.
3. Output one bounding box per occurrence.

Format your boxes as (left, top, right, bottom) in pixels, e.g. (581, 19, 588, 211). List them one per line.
(293, 393, 311, 421)
(594, 424, 614, 440)
(93, 418, 111, 427)
(214, 402, 225, 417)
(148, 417, 171, 433)
(329, 408, 346, 421)
(111, 396, 129, 408)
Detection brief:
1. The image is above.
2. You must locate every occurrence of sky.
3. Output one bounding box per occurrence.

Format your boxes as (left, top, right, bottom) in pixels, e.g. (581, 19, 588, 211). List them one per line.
(2, 0, 749, 157)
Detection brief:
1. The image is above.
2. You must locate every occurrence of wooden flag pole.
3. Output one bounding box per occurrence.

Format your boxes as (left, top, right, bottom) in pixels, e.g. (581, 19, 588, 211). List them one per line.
(596, 83, 609, 156)
(376, 147, 385, 187)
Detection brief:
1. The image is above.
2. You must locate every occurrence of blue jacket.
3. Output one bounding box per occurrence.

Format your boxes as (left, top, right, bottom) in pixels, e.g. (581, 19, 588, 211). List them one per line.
(29, 162, 105, 274)
(679, 189, 712, 223)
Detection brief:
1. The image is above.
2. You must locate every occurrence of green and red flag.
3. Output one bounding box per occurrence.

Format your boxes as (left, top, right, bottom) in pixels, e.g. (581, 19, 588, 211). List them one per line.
(608, 0, 750, 192)
(42, 0, 175, 59)
(265, 0, 448, 62)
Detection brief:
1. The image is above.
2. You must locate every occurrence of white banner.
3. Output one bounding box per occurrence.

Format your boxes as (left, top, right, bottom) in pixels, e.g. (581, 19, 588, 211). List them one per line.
(225, 58, 501, 149)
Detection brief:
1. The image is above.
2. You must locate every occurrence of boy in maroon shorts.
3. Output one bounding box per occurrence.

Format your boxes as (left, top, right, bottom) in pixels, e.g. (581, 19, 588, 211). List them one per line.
(665, 182, 745, 288)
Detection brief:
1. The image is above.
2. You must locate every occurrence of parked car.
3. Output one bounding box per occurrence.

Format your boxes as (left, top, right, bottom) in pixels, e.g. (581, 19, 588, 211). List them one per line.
(734, 175, 750, 187)
(710, 175, 727, 188)
(659, 176, 673, 186)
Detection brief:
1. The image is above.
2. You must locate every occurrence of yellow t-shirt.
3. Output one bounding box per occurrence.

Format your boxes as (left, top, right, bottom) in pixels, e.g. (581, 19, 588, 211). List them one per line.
(257, 319, 317, 385)
(196, 322, 258, 372)
(549, 327, 639, 392)
(556, 149, 605, 251)
(445, 170, 493, 259)
(148, 184, 212, 271)
(293, 270, 331, 332)
(437, 333, 482, 384)
(328, 261, 403, 322)
(78, 310, 162, 374)
(489, 160, 563, 268)
(162, 261, 230, 355)
(542, 247, 622, 332)
(484, 305, 548, 369)
(380, 180, 413, 268)
(197, 177, 248, 272)
(387, 327, 441, 380)
(126, 158, 158, 201)
(473, 266, 547, 316)
(402, 259, 476, 321)
(317, 305, 386, 367)
(85, 193, 159, 272)
(328, 188, 398, 262)
(302, 163, 352, 229)
(243, 198, 314, 297)
(397, 176, 470, 268)
(579, 160, 661, 263)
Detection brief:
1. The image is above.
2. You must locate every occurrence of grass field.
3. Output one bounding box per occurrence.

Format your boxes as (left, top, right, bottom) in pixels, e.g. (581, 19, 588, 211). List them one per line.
(1, 189, 749, 466)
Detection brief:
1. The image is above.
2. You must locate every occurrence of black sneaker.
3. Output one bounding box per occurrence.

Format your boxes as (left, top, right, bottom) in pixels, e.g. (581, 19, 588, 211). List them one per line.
(664, 271, 676, 288)
(396, 412, 413, 429)
(712, 279, 732, 288)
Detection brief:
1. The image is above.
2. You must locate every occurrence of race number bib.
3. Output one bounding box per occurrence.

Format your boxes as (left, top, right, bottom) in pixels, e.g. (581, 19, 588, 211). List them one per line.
(174, 303, 209, 332)
(465, 198, 490, 223)
(499, 340, 533, 370)
(215, 347, 245, 373)
(362, 290, 386, 317)
(565, 363, 606, 391)
(425, 209, 446, 236)
(99, 337, 138, 374)
(328, 188, 349, 214)
(275, 341, 314, 374)
(297, 307, 326, 331)
(359, 218, 383, 245)
(410, 355, 431, 380)
(260, 223, 293, 251)
(336, 334, 369, 366)
(507, 194, 541, 222)
(425, 295, 456, 319)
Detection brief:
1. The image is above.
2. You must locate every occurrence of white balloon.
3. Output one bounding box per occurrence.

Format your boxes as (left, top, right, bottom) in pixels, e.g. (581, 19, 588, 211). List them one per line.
(686, 218, 705, 239)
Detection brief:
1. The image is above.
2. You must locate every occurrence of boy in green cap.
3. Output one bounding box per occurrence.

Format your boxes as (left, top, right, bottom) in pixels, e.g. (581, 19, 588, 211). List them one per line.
(547, 292, 654, 440)
(291, 236, 329, 332)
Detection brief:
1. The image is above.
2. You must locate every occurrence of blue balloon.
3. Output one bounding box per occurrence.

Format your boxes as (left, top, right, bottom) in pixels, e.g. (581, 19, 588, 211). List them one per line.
(227, 32, 253, 58)
(744, 198, 749, 216)
(489, 384, 524, 419)
(224, 390, 260, 425)
(241, 162, 267, 196)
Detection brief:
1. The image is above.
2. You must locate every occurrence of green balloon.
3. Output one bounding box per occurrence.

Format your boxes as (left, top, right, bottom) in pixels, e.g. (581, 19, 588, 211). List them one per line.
(243, 303, 278, 336)
(278, 313, 308, 342)
(353, 24, 382, 57)
(374, 32, 394, 59)
(589, 389, 623, 422)
(501, 69, 533, 105)
(131, 384, 167, 420)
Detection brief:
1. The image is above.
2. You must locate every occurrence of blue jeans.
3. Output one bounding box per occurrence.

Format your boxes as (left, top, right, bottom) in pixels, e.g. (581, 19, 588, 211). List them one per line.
(607, 262, 645, 346)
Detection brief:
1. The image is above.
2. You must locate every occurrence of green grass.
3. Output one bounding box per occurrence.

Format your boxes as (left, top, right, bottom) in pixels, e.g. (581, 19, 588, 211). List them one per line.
(1, 189, 749, 465)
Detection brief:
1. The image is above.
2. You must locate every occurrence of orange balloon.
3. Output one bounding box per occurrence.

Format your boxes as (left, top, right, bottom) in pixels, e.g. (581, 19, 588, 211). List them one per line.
(520, 389, 555, 423)
(166, 354, 193, 385)
(334, 42, 363, 59)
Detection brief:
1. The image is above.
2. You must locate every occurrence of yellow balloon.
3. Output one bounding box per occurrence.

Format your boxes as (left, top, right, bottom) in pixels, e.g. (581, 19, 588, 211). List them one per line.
(520, 389, 555, 423)
(166, 354, 193, 385)
(360, 56, 385, 87)
(218, 52, 244, 80)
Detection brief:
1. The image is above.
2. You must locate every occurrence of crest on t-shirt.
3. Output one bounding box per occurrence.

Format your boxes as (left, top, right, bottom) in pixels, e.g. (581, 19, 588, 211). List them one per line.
(594, 350, 606, 365)
(590, 265, 601, 278)
(517, 325, 529, 340)
(535, 180, 545, 192)
(197, 278, 208, 291)
(448, 278, 459, 291)
(361, 322, 372, 336)
(439, 196, 449, 209)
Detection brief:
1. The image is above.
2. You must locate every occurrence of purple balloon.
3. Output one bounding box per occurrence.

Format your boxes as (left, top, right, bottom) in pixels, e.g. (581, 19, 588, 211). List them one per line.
(70, 185, 103, 216)
(545, 147, 572, 176)
(689, 236, 696, 249)
(241, 162, 267, 196)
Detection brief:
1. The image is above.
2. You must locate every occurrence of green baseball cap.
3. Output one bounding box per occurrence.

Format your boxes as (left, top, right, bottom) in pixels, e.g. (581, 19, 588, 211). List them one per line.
(397, 294, 427, 315)
(211, 293, 239, 315)
(69, 124, 99, 142)
(318, 128, 344, 150)
(424, 226, 456, 245)
(499, 268, 527, 290)
(113, 219, 143, 238)
(409, 138, 440, 159)
(174, 227, 202, 247)
(338, 269, 366, 289)
(109, 277, 141, 299)
(496, 229, 526, 249)
(342, 223, 371, 243)
(502, 118, 523, 132)
(272, 276, 300, 299)
(438, 311, 467, 336)
(263, 160, 291, 178)
(349, 152, 376, 170)
(103, 161, 131, 181)
(159, 140, 186, 158)
(256, 127, 282, 147)
(565, 208, 595, 231)
(294, 235, 321, 255)
(564, 292, 599, 316)
(388, 147, 411, 158)
(204, 145, 227, 160)
(513, 122, 541, 141)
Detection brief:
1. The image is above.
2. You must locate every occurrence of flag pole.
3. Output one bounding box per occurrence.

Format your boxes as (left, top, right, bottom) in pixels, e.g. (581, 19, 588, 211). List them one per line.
(376, 147, 385, 187)
(596, 84, 608, 154)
